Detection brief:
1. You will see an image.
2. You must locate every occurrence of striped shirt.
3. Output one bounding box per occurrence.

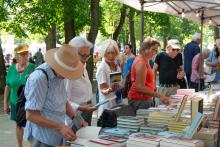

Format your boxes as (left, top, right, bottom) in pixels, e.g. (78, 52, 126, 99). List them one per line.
(24, 63, 67, 146)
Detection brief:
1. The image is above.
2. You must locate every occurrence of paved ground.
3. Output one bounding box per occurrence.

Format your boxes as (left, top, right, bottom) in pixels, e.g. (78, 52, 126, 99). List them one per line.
(0, 94, 99, 147)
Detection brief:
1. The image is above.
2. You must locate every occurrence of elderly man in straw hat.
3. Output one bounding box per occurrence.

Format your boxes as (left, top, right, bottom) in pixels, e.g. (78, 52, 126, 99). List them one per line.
(24, 44, 85, 147)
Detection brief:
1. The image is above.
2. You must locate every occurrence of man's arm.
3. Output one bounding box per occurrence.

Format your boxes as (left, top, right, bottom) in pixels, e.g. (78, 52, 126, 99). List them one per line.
(26, 109, 76, 141)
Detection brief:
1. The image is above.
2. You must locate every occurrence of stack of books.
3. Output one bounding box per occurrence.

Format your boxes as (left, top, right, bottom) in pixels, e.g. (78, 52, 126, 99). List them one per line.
(136, 109, 154, 124)
(140, 124, 167, 135)
(101, 128, 131, 138)
(160, 136, 204, 147)
(168, 120, 189, 133)
(193, 128, 218, 147)
(117, 116, 144, 132)
(177, 89, 195, 95)
(127, 133, 161, 147)
(147, 112, 175, 126)
(169, 94, 185, 108)
(208, 120, 219, 128)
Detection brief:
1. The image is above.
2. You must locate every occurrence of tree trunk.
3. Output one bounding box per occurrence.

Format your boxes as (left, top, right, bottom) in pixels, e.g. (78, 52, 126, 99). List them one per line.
(113, 5, 127, 41)
(45, 24, 56, 50)
(87, 0, 100, 84)
(163, 37, 167, 50)
(63, 0, 76, 43)
(129, 8, 136, 55)
(214, 26, 219, 41)
(0, 43, 6, 94)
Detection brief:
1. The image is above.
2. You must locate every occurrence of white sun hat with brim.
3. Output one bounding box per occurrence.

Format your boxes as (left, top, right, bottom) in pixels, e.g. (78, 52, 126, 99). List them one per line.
(45, 44, 84, 80)
(167, 39, 181, 49)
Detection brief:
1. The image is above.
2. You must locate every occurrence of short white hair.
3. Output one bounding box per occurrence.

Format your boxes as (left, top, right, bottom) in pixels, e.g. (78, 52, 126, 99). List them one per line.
(69, 36, 93, 51)
(99, 39, 119, 57)
(192, 33, 201, 41)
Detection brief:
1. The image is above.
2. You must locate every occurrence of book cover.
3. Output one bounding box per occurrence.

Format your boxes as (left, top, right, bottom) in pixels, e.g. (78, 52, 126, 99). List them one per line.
(175, 95, 188, 122)
(110, 72, 122, 83)
(184, 112, 204, 138)
(161, 136, 204, 146)
(129, 133, 161, 145)
(95, 97, 116, 108)
(102, 128, 131, 137)
(99, 135, 127, 143)
(191, 97, 203, 122)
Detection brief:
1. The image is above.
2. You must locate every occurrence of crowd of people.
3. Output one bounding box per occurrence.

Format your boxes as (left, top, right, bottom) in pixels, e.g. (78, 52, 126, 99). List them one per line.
(3, 34, 220, 147)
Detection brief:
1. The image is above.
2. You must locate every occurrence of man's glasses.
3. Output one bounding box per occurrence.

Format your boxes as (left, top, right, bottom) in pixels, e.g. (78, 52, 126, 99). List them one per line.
(172, 48, 180, 52)
(78, 52, 91, 59)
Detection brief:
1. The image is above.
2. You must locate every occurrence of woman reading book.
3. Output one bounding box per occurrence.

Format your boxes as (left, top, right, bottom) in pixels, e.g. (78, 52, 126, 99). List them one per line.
(128, 37, 170, 113)
(96, 39, 121, 118)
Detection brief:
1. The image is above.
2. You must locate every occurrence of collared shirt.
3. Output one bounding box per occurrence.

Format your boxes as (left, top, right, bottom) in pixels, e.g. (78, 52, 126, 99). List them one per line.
(184, 41, 200, 75)
(65, 65, 92, 111)
(24, 63, 67, 146)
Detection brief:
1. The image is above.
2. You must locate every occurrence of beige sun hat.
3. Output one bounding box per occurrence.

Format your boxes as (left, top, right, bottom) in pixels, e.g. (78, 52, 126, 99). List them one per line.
(215, 39, 220, 48)
(167, 39, 181, 49)
(45, 44, 84, 80)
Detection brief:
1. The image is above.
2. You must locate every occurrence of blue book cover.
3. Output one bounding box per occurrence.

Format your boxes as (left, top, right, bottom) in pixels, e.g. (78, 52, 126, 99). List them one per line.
(184, 112, 204, 138)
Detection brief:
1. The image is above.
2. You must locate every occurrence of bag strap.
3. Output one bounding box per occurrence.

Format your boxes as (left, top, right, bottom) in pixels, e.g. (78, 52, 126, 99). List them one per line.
(35, 68, 49, 88)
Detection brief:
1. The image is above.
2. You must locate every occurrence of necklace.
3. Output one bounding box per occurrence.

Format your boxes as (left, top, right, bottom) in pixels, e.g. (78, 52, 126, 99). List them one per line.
(17, 63, 27, 74)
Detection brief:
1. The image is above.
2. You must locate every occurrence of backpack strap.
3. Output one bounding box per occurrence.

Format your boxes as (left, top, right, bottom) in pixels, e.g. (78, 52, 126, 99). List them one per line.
(35, 68, 49, 88)
(36, 68, 49, 81)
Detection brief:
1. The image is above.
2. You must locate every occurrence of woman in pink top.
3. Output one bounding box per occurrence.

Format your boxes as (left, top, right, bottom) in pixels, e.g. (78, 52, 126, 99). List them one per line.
(128, 38, 169, 113)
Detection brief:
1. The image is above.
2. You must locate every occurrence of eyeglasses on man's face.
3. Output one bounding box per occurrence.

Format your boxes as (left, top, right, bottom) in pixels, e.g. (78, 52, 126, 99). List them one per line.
(78, 52, 91, 59)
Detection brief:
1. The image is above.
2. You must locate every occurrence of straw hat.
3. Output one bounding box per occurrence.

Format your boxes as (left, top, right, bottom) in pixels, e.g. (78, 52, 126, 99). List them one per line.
(45, 44, 84, 80)
(15, 44, 29, 54)
(215, 39, 220, 48)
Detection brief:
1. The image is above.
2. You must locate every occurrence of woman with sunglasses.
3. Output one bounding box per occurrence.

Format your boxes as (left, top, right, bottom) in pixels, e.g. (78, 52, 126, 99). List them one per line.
(128, 38, 169, 114)
(4, 44, 36, 147)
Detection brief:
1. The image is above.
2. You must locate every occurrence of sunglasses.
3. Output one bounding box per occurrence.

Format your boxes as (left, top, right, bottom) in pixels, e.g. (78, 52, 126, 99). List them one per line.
(78, 52, 91, 59)
(172, 48, 180, 52)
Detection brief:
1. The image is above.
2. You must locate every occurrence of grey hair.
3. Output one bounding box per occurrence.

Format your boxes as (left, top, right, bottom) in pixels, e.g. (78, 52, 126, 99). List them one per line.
(69, 36, 93, 51)
(99, 39, 119, 57)
(192, 33, 201, 41)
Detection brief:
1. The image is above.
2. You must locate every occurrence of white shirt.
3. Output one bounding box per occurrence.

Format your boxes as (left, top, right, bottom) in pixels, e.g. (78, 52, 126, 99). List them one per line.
(96, 59, 121, 118)
(65, 65, 93, 111)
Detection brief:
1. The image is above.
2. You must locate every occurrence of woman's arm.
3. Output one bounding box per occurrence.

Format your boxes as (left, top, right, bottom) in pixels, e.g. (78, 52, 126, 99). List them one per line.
(3, 85, 10, 114)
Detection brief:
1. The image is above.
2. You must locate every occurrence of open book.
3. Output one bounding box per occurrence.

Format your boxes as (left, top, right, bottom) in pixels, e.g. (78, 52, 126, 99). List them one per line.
(95, 97, 116, 108)
(68, 126, 101, 146)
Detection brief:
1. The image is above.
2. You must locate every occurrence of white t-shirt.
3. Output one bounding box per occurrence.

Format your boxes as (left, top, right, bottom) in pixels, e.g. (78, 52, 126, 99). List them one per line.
(65, 65, 93, 111)
(96, 59, 121, 118)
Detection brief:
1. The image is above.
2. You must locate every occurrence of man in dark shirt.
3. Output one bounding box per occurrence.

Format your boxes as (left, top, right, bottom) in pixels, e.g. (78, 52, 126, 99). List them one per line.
(184, 33, 201, 86)
(153, 39, 185, 106)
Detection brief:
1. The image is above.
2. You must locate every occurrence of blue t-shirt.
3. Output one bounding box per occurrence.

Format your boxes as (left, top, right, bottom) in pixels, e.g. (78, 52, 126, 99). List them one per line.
(122, 57, 135, 79)
(184, 41, 200, 75)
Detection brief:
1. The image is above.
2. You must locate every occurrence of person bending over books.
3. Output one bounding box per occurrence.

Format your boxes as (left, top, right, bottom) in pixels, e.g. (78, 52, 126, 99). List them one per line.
(96, 39, 122, 118)
(65, 36, 97, 126)
(128, 38, 170, 114)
